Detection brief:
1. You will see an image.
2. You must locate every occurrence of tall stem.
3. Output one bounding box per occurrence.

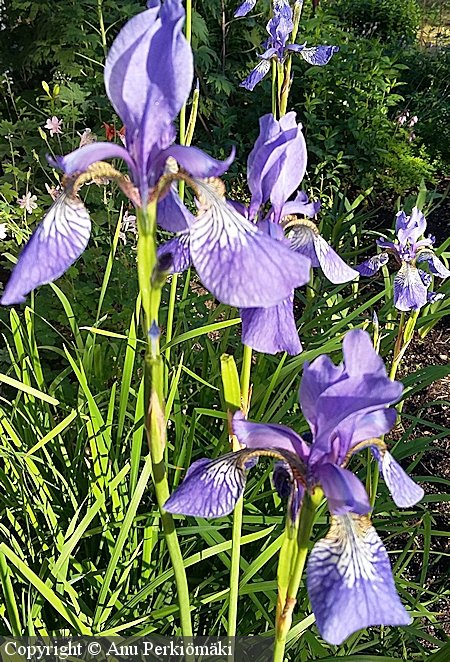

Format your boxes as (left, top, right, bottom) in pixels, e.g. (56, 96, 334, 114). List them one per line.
(164, 0, 193, 393)
(227, 344, 253, 636)
(273, 489, 323, 662)
(97, 0, 108, 58)
(278, 0, 304, 117)
(137, 204, 193, 637)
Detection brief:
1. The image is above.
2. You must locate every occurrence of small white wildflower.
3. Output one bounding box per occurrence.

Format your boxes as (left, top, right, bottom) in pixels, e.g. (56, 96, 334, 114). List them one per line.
(44, 116, 63, 136)
(17, 192, 38, 214)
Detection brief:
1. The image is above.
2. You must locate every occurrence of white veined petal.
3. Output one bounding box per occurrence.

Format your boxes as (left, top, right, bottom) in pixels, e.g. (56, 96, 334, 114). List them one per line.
(190, 187, 311, 308)
(1, 193, 91, 305)
(307, 513, 412, 645)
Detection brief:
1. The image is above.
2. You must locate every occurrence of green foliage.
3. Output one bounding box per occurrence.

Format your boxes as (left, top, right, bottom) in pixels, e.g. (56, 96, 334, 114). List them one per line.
(324, 0, 422, 44)
(293, 22, 437, 196)
(0, 2, 449, 655)
(399, 46, 450, 164)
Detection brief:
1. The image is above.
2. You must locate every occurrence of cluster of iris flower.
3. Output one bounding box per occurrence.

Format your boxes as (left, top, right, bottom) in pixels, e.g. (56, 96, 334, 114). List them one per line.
(0, 0, 442, 648)
(236, 0, 339, 91)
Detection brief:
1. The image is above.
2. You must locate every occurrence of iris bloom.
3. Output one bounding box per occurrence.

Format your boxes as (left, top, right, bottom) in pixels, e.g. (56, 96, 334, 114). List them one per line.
(240, 0, 339, 91)
(357, 207, 450, 311)
(165, 329, 424, 644)
(159, 112, 357, 354)
(241, 113, 358, 353)
(1, 0, 234, 306)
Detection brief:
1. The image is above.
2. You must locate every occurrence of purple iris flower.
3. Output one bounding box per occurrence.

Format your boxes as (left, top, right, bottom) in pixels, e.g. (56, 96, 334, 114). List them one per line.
(239, 113, 357, 354)
(165, 329, 424, 644)
(240, 1, 339, 91)
(1, 0, 234, 306)
(356, 207, 450, 311)
(158, 112, 312, 353)
(159, 112, 356, 355)
(157, 177, 312, 309)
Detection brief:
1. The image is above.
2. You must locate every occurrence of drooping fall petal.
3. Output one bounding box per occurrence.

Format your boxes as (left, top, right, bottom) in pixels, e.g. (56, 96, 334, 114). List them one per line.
(307, 514, 412, 645)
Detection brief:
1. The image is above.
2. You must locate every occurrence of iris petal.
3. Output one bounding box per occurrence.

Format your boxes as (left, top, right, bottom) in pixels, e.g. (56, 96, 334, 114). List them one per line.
(232, 411, 310, 461)
(416, 249, 450, 279)
(51, 142, 136, 176)
(241, 294, 302, 355)
(189, 185, 311, 308)
(247, 113, 306, 220)
(396, 207, 426, 246)
(240, 60, 271, 91)
(355, 253, 389, 277)
(157, 232, 191, 273)
(164, 453, 248, 518)
(317, 464, 371, 515)
(280, 191, 320, 219)
(371, 448, 424, 508)
(234, 0, 257, 18)
(297, 45, 339, 65)
(2, 193, 91, 305)
(157, 186, 193, 232)
(307, 514, 412, 645)
(313, 235, 359, 284)
(163, 144, 235, 178)
(394, 263, 428, 311)
(288, 223, 320, 266)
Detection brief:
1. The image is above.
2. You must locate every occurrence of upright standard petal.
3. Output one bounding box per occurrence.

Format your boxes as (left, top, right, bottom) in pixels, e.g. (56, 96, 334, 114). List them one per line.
(371, 448, 424, 508)
(342, 328, 388, 378)
(316, 464, 371, 515)
(105, 0, 193, 184)
(307, 514, 412, 645)
(189, 184, 311, 308)
(396, 207, 426, 247)
(241, 294, 302, 355)
(300, 355, 345, 433)
(164, 454, 248, 518)
(232, 411, 310, 461)
(104, 4, 162, 130)
(1, 193, 91, 305)
(303, 331, 402, 462)
(247, 113, 307, 221)
(334, 408, 398, 463)
(394, 263, 428, 311)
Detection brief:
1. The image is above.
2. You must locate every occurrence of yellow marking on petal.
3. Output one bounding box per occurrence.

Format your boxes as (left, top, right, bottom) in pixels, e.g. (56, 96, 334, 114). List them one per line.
(341, 438, 386, 468)
(283, 217, 319, 233)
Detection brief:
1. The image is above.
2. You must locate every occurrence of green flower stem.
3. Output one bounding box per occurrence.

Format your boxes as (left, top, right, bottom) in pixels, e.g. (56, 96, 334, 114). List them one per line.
(369, 309, 420, 507)
(137, 204, 193, 639)
(240, 344, 253, 414)
(227, 344, 253, 636)
(164, 0, 194, 394)
(97, 0, 108, 58)
(271, 60, 278, 118)
(228, 497, 244, 637)
(273, 489, 323, 662)
(279, 0, 304, 117)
